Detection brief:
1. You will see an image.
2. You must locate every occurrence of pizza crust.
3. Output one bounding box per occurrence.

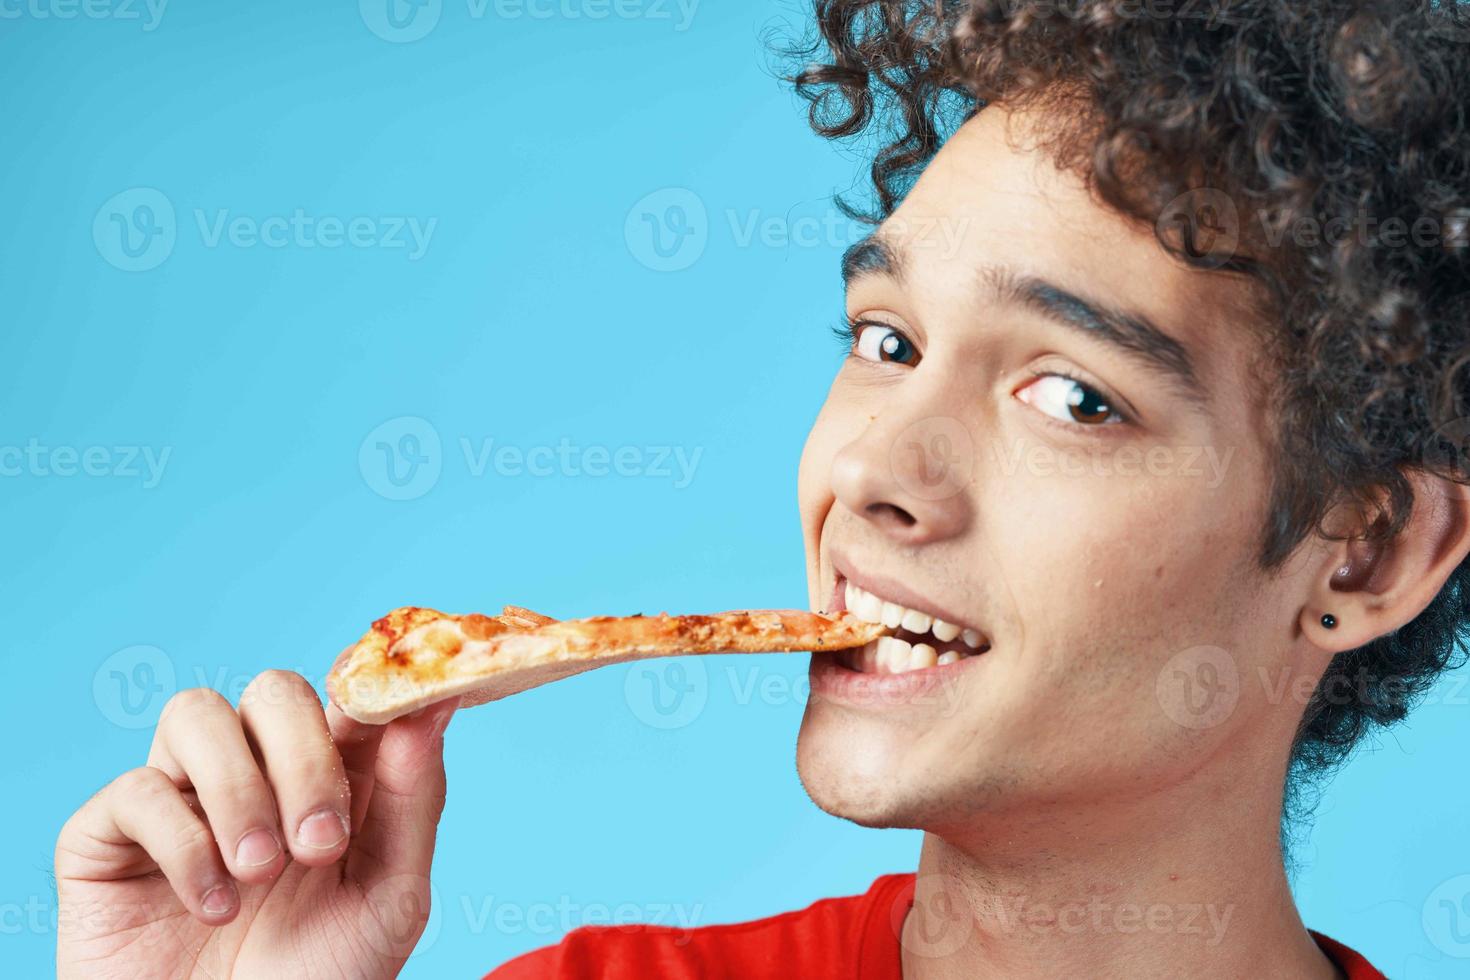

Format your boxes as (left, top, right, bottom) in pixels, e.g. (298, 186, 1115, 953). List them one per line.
(326, 605, 886, 723)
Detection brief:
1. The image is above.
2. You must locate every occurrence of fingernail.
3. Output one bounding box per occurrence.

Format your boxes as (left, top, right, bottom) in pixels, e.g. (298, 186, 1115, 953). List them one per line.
(297, 808, 349, 849)
(202, 882, 237, 915)
(235, 828, 281, 868)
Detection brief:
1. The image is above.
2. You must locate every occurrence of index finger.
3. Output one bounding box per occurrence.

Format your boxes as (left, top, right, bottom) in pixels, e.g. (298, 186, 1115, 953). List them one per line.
(325, 699, 387, 836)
(325, 639, 386, 834)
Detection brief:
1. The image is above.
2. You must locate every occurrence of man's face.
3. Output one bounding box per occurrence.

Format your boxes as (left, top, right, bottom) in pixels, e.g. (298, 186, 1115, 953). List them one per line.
(795, 106, 1307, 834)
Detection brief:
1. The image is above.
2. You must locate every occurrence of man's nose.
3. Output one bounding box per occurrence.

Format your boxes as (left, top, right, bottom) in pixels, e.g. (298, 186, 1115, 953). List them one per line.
(828, 410, 974, 545)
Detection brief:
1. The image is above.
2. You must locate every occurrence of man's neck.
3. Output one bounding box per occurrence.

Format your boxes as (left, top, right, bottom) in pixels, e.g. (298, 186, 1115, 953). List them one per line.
(899, 778, 1342, 980)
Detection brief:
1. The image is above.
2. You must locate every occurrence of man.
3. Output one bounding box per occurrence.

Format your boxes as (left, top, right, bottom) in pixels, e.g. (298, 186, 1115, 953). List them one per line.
(56, 1, 1468, 976)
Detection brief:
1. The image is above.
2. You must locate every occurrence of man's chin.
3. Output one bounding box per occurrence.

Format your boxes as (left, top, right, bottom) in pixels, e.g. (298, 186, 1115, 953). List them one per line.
(795, 709, 928, 830)
(796, 764, 920, 830)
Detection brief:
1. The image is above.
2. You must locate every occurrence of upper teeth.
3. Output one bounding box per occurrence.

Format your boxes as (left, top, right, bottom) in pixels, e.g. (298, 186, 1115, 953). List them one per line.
(844, 581, 985, 649)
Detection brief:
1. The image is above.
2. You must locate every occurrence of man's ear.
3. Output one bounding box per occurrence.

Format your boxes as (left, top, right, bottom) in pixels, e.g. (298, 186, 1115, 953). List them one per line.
(1301, 470, 1470, 653)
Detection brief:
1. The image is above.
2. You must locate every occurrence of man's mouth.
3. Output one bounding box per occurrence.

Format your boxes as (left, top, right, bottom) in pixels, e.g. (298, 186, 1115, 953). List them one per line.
(832, 575, 991, 675)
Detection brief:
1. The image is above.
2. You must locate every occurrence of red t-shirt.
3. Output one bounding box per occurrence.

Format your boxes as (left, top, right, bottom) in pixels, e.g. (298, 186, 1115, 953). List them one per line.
(488, 873, 1384, 979)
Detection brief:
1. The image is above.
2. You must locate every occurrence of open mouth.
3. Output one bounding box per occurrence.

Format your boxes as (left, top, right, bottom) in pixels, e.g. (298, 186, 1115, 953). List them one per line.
(833, 574, 991, 675)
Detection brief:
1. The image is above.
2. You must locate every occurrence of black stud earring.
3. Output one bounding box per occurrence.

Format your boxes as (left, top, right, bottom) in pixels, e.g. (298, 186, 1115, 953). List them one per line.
(1321, 613, 1337, 629)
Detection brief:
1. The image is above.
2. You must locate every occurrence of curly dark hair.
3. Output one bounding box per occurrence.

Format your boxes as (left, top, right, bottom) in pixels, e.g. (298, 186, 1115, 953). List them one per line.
(788, 0, 1470, 821)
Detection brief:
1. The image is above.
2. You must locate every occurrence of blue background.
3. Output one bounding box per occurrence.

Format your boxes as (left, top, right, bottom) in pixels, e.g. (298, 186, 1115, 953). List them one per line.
(2, 2, 1468, 976)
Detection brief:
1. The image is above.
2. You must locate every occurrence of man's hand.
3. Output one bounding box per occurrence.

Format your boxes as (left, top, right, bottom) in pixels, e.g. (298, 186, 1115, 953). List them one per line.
(55, 668, 458, 979)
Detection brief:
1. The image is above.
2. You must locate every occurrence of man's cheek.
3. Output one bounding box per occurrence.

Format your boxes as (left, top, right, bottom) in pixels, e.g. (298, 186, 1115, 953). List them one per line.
(798, 396, 854, 511)
(798, 409, 845, 553)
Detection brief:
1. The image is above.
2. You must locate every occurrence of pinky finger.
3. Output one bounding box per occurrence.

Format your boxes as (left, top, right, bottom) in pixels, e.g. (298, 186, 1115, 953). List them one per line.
(98, 767, 241, 925)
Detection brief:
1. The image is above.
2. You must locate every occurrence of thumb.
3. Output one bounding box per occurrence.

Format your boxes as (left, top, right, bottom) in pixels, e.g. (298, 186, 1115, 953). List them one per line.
(346, 696, 458, 887)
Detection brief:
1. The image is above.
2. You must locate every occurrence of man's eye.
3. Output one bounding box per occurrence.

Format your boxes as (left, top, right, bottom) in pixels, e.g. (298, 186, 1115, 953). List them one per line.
(853, 324, 918, 365)
(1017, 373, 1124, 426)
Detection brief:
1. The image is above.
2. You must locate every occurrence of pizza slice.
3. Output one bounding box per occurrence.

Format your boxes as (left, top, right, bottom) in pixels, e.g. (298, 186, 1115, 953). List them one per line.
(326, 604, 886, 723)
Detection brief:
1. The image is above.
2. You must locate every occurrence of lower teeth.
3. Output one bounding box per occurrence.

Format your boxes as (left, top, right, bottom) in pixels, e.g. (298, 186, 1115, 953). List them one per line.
(845, 638, 976, 674)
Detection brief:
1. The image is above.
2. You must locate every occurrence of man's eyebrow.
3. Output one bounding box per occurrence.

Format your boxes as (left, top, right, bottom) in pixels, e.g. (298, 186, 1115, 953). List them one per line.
(839, 236, 1206, 410)
(981, 264, 1205, 409)
(841, 234, 902, 287)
